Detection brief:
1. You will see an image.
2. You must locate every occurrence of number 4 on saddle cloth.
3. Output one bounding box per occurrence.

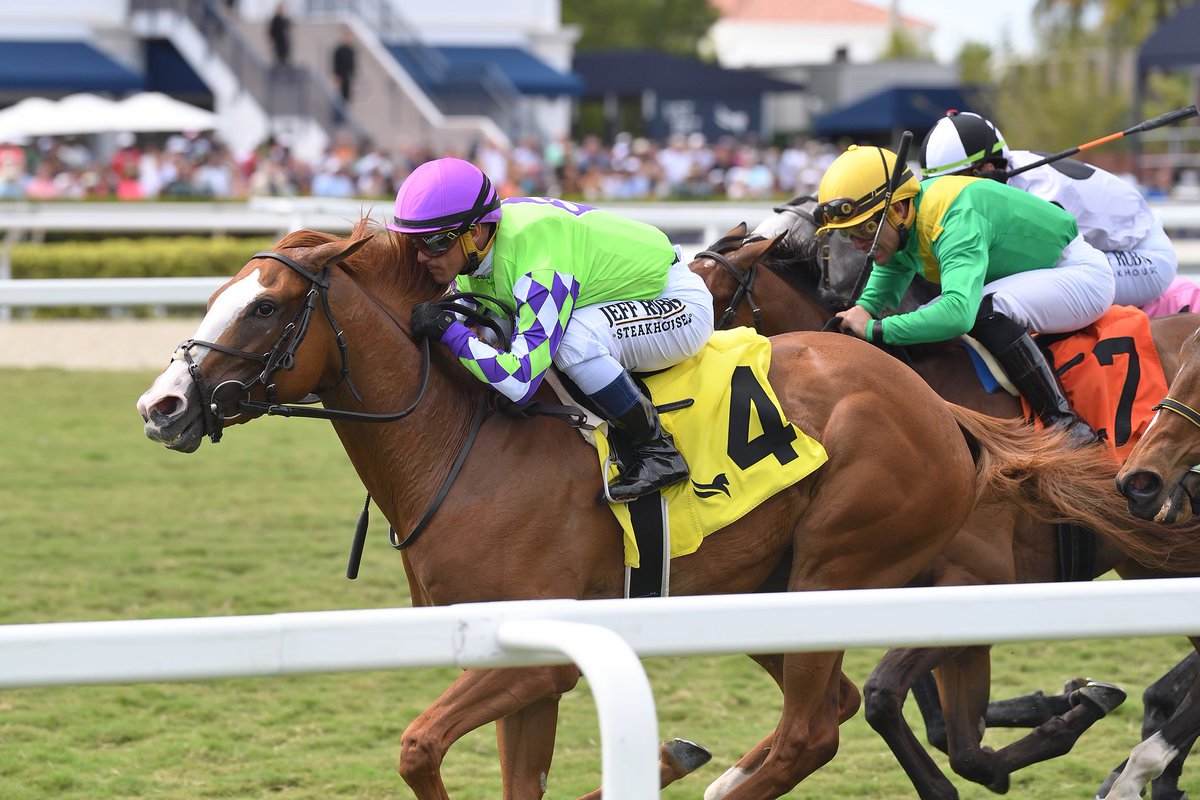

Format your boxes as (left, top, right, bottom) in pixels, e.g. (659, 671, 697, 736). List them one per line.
(967, 305, 1168, 463)
(593, 327, 828, 593)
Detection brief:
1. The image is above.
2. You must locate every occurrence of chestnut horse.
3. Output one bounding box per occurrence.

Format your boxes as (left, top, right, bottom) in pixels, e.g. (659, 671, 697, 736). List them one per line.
(1112, 327, 1200, 800)
(137, 220, 1186, 800)
(692, 205, 1200, 800)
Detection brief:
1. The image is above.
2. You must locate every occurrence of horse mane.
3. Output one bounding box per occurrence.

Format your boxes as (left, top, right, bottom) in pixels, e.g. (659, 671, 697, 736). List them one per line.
(754, 235, 836, 310)
(273, 217, 444, 307)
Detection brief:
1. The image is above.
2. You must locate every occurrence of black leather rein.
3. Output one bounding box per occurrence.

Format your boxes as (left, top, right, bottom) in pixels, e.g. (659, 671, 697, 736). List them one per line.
(702, 247, 762, 331)
(175, 249, 491, 575)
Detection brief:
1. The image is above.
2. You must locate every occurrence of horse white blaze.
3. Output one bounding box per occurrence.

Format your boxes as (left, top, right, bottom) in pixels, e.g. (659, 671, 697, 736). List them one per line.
(1103, 732, 1178, 799)
(137, 270, 267, 419)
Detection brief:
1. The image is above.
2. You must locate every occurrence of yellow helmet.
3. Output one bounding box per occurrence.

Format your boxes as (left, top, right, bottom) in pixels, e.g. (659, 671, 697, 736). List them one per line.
(814, 145, 920, 234)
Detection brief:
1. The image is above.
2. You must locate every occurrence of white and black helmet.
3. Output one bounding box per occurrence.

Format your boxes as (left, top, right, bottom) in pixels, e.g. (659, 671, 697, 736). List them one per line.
(919, 110, 1008, 179)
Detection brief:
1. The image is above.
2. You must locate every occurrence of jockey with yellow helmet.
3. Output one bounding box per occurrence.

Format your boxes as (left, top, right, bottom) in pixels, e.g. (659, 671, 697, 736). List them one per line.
(392, 157, 715, 502)
(816, 144, 1115, 446)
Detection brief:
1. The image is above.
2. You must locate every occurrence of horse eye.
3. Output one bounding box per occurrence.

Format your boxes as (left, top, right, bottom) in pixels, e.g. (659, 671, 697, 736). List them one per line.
(254, 301, 276, 317)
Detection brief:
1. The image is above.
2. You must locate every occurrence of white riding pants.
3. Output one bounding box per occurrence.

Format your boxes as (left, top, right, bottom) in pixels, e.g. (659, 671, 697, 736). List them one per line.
(1105, 223, 1178, 308)
(986, 235, 1115, 334)
(555, 258, 716, 394)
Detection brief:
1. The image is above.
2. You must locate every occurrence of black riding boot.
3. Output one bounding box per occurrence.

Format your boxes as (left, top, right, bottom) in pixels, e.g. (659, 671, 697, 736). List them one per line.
(591, 374, 690, 503)
(969, 300, 1100, 448)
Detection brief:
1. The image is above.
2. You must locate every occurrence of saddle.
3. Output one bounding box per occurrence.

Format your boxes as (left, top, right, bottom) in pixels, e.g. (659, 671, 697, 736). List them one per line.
(545, 328, 828, 598)
(960, 305, 1167, 463)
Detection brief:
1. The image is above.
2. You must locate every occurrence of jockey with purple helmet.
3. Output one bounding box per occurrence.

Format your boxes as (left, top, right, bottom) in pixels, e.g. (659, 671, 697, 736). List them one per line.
(390, 157, 715, 503)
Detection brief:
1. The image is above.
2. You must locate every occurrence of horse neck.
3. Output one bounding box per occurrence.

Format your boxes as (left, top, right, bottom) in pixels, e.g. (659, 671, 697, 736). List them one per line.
(754, 265, 834, 334)
(318, 269, 480, 534)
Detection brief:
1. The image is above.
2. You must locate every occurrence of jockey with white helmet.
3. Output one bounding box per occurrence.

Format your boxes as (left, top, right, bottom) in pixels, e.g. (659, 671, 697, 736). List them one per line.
(389, 157, 715, 502)
(920, 110, 1177, 309)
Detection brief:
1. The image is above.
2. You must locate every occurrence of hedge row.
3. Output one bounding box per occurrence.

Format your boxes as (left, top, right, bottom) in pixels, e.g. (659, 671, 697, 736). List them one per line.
(12, 236, 280, 280)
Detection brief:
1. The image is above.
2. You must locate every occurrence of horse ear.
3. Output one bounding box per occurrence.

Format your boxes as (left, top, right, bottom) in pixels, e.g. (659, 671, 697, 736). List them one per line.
(738, 232, 784, 262)
(724, 222, 748, 240)
(311, 236, 373, 271)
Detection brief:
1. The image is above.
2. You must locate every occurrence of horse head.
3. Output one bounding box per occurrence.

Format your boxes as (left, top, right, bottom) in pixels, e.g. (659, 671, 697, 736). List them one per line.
(747, 196, 865, 311)
(748, 196, 942, 314)
(688, 223, 785, 331)
(1117, 327, 1200, 524)
(137, 220, 427, 453)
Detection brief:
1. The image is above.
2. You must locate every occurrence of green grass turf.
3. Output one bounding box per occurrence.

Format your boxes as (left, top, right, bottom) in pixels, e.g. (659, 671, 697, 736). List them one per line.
(0, 368, 1194, 798)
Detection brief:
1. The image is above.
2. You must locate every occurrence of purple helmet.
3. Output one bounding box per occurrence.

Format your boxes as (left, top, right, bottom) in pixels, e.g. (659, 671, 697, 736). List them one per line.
(387, 157, 502, 234)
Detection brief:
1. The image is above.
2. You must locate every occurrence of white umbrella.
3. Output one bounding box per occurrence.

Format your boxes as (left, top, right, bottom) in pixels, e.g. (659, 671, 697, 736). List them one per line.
(0, 96, 63, 140)
(0, 93, 218, 139)
(112, 93, 217, 133)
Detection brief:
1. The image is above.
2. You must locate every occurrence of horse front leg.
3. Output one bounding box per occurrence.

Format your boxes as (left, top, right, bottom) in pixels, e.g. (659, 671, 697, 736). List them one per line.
(399, 664, 581, 800)
(702, 655, 858, 800)
(704, 651, 846, 800)
(497, 695, 561, 799)
(1102, 643, 1200, 800)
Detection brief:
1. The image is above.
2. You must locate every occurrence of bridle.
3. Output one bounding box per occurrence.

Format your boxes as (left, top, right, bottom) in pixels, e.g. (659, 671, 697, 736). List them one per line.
(177, 251, 515, 442)
(1154, 396, 1200, 433)
(702, 241, 762, 332)
(174, 250, 381, 444)
(172, 248, 531, 572)
(704, 198, 847, 332)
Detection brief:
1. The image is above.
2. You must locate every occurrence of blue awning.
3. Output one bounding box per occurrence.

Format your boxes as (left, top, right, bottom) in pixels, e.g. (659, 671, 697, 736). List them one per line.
(436, 46, 583, 96)
(388, 43, 583, 97)
(0, 41, 143, 92)
(144, 39, 209, 96)
(573, 50, 802, 96)
(813, 86, 980, 138)
(1138, 2, 1200, 71)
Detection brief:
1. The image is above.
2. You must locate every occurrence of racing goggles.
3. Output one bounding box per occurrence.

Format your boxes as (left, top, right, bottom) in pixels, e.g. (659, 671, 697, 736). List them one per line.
(413, 227, 465, 256)
(812, 190, 887, 228)
(836, 212, 884, 241)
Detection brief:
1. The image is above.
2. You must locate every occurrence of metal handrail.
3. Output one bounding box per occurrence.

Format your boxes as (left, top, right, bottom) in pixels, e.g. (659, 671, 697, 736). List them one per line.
(299, 0, 522, 140)
(130, 0, 369, 140)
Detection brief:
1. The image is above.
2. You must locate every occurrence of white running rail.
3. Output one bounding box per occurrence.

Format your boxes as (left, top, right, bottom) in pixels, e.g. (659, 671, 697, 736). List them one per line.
(3, 578, 1200, 798)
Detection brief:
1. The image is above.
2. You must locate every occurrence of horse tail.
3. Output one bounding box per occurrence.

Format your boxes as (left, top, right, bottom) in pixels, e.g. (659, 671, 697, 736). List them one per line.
(945, 402, 1200, 569)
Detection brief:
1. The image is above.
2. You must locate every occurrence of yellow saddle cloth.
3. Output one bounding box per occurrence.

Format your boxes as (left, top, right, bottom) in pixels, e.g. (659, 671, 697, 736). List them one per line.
(596, 327, 828, 567)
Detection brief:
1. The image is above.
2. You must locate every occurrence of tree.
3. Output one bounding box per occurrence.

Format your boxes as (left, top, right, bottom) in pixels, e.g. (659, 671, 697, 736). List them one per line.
(880, 26, 933, 60)
(956, 42, 993, 85)
(562, 0, 719, 56)
(1034, 0, 1198, 45)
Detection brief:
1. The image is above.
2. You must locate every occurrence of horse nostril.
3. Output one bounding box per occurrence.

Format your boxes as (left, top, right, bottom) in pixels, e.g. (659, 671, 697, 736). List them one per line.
(151, 395, 183, 421)
(1120, 471, 1163, 502)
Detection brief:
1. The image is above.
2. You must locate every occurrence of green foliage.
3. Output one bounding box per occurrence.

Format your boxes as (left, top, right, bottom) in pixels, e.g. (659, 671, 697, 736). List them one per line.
(562, 0, 719, 56)
(957, 41, 994, 85)
(11, 236, 277, 280)
(881, 28, 933, 61)
(2, 367, 1196, 798)
(994, 53, 1132, 151)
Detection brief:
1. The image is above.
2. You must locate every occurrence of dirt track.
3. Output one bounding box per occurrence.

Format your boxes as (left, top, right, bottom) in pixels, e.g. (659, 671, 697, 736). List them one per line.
(0, 319, 203, 370)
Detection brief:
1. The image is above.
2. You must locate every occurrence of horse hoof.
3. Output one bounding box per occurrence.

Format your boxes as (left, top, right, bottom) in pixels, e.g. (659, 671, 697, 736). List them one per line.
(1070, 680, 1127, 715)
(664, 738, 713, 774)
(1062, 676, 1091, 694)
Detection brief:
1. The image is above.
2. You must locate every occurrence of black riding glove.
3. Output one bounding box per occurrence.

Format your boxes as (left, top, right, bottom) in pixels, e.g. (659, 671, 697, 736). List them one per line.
(411, 302, 455, 341)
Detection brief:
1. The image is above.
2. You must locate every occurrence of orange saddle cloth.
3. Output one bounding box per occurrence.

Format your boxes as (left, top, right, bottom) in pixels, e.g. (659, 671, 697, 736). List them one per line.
(1026, 305, 1168, 463)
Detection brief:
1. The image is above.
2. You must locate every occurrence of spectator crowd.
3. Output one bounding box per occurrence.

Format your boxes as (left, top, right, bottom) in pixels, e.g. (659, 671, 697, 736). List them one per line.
(0, 126, 1189, 204)
(0, 128, 849, 204)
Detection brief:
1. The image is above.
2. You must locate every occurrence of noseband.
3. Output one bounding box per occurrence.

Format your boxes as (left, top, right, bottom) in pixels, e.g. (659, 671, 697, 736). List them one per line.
(1154, 396, 1200, 431)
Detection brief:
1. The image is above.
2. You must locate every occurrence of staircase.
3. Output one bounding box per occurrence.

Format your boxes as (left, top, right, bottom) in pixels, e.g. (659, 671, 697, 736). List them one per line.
(129, 0, 369, 159)
(297, 0, 513, 151)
